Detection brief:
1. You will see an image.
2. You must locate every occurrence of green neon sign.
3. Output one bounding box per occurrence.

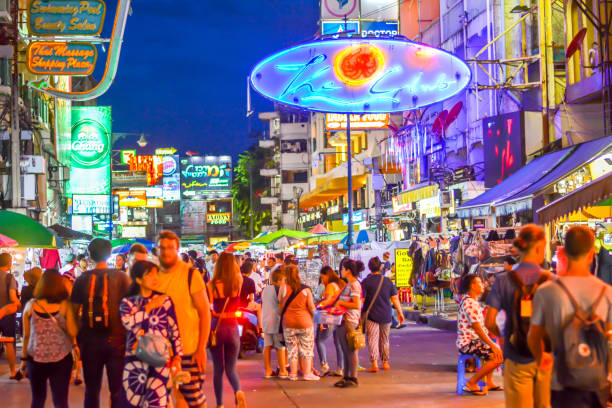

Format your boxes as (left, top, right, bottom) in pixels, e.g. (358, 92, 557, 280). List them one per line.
(121, 149, 136, 165)
(68, 106, 111, 195)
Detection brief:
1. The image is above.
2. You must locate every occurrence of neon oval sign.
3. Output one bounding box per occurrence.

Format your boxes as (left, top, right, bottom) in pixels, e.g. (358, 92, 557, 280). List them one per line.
(250, 38, 471, 113)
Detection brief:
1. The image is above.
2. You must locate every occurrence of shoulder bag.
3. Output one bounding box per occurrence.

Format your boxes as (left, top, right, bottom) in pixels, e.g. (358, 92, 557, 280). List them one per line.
(345, 277, 382, 351)
(34, 301, 81, 366)
(209, 285, 232, 348)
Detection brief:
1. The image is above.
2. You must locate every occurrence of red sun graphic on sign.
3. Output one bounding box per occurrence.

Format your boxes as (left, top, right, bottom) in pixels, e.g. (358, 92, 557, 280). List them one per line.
(333, 44, 385, 86)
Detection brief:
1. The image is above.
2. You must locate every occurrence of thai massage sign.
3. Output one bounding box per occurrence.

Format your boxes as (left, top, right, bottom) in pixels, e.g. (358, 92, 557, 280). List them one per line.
(28, 0, 106, 36)
(27, 42, 97, 75)
(250, 38, 471, 113)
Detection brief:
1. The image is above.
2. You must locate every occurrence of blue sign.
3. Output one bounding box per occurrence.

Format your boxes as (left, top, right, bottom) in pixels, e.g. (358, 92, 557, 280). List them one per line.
(322, 21, 359, 37)
(250, 38, 471, 113)
(343, 210, 364, 225)
(361, 21, 399, 37)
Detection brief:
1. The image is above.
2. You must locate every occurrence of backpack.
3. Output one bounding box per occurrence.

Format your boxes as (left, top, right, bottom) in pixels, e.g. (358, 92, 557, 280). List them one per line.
(508, 270, 549, 357)
(85, 272, 110, 332)
(554, 279, 609, 391)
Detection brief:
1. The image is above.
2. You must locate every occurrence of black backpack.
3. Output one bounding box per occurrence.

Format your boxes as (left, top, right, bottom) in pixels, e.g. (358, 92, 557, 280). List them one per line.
(508, 270, 550, 357)
(85, 271, 110, 332)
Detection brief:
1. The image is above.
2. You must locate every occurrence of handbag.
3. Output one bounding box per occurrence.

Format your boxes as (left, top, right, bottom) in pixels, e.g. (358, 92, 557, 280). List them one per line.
(209, 297, 230, 348)
(346, 275, 385, 351)
(134, 332, 171, 368)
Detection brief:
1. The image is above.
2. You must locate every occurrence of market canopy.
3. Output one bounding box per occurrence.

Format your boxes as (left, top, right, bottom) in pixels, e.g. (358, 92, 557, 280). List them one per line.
(225, 241, 251, 252)
(308, 224, 329, 234)
(340, 230, 375, 246)
(250, 229, 312, 244)
(537, 172, 612, 224)
(0, 210, 60, 248)
(494, 135, 612, 216)
(49, 224, 93, 241)
(305, 231, 346, 245)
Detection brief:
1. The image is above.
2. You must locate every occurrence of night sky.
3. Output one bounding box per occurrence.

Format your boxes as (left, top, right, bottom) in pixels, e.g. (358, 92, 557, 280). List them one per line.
(98, 0, 319, 158)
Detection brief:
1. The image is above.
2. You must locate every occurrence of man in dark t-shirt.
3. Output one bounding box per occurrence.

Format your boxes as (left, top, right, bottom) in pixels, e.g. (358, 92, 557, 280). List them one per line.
(71, 239, 130, 408)
(362, 257, 405, 372)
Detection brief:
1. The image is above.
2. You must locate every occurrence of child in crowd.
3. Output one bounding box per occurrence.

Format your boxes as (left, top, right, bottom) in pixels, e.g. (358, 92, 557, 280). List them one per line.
(120, 260, 182, 408)
(262, 268, 289, 378)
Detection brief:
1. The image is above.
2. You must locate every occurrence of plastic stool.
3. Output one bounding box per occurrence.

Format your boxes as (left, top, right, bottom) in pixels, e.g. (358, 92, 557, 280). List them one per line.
(456, 354, 485, 395)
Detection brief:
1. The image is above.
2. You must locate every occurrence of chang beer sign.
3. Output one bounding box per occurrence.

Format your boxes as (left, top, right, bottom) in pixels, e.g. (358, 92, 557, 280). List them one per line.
(28, 0, 106, 36)
(68, 106, 111, 195)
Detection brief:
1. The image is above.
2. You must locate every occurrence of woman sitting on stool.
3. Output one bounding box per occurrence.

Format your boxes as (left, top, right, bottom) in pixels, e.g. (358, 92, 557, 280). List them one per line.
(457, 274, 503, 395)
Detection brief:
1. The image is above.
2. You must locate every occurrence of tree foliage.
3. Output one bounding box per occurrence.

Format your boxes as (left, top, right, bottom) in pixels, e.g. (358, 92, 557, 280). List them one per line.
(232, 145, 272, 238)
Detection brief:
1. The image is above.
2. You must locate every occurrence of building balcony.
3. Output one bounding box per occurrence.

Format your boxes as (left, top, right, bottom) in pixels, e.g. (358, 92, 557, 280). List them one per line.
(260, 168, 279, 177)
(566, 69, 607, 104)
(280, 152, 309, 170)
(280, 122, 308, 136)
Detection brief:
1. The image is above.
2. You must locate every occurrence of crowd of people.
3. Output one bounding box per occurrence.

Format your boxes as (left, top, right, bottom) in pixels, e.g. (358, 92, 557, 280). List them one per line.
(0, 222, 609, 408)
(456, 224, 612, 408)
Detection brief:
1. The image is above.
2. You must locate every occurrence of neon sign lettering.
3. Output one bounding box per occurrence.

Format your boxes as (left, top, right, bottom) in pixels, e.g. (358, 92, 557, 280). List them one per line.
(28, 0, 106, 36)
(250, 38, 471, 113)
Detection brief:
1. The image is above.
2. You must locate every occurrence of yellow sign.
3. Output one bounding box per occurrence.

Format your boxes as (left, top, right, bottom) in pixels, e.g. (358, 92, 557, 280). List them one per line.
(155, 147, 177, 155)
(395, 249, 413, 288)
(210, 237, 228, 245)
(207, 212, 231, 225)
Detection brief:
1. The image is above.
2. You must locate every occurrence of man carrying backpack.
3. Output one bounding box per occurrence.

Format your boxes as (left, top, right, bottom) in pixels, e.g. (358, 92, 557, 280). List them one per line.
(529, 226, 612, 408)
(485, 224, 553, 408)
(71, 238, 131, 408)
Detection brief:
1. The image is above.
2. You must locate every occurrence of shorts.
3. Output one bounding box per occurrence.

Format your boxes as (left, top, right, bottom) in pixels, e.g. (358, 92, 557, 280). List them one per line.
(0, 315, 16, 341)
(459, 339, 493, 361)
(264, 333, 285, 349)
(178, 354, 206, 407)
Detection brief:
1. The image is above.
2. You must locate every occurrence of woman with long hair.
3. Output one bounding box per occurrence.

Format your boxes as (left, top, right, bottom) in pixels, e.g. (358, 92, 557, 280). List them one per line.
(207, 252, 247, 408)
(280, 264, 318, 381)
(334, 259, 364, 388)
(21, 269, 78, 408)
(315, 266, 345, 376)
(120, 260, 182, 408)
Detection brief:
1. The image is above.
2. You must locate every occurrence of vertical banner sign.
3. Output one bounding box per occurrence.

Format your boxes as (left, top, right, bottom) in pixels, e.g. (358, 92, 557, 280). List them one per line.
(394, 249, 413, 288)
(68, 106, 111, 195)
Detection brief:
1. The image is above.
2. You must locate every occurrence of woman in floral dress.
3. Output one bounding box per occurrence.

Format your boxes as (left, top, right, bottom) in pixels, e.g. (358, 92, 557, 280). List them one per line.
(120, 260, 183, 407)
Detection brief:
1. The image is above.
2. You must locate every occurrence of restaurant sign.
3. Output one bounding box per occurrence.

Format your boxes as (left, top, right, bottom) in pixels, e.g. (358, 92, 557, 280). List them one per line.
(27, 42, 97, 76)
(28, 0, 106, 36)
(325, 113, 389, 130)
(206, 212, 231, 225)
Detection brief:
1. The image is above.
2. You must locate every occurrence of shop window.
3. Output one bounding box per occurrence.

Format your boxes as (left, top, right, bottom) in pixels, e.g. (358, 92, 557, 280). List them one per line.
(282, 170, 307, 183)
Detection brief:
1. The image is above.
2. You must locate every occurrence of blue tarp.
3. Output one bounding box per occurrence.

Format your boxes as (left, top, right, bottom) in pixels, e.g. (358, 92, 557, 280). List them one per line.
(457, 148, 570, 218)
(495, 135, 612, 215)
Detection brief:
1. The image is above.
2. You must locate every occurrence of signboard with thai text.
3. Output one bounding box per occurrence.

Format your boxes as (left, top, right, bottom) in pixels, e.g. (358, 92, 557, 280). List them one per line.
(28, 0, 106, 36)
(129, 155, 163, 186)
(27, 42, 97, 75)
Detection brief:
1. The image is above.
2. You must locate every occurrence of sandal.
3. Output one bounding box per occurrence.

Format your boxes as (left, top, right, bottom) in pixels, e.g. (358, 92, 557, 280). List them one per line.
(488, 385, 504, 391)
(462, 385, 486, 396)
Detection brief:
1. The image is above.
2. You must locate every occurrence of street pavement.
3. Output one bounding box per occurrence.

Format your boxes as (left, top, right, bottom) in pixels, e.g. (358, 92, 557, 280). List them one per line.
(0, 323, 504, 407)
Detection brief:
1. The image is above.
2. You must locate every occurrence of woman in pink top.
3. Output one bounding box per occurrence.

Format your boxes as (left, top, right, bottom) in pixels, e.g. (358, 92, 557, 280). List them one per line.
(280, 265, 318, 381)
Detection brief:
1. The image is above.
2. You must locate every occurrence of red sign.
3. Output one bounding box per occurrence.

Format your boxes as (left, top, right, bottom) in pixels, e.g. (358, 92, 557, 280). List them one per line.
(129, 155, 163, 186)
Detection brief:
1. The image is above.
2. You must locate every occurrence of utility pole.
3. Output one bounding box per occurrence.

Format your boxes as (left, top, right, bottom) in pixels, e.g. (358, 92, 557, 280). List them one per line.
(372, 156, 382, 241)
(346, 113, 353, 254)
(10, 0, 20, 209)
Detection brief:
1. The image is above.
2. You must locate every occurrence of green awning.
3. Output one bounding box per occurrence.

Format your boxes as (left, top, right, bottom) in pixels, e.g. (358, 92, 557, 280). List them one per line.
(0, 211, 60, 248)
(251, 229, 312, 244)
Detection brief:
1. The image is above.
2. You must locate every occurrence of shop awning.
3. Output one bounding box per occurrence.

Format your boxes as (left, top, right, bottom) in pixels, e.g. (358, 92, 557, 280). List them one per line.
(495, 135, 612, 215)
(305, 231, 346, 245)
(537, 172, 612, 224)
(392, 183, 438, 214)
(0, 211, 60, 248)
(49, 224, 93, 241)
(251, 229, 312, 244)
(457, 148, 570, 218)
(299, 174, 367, 209)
